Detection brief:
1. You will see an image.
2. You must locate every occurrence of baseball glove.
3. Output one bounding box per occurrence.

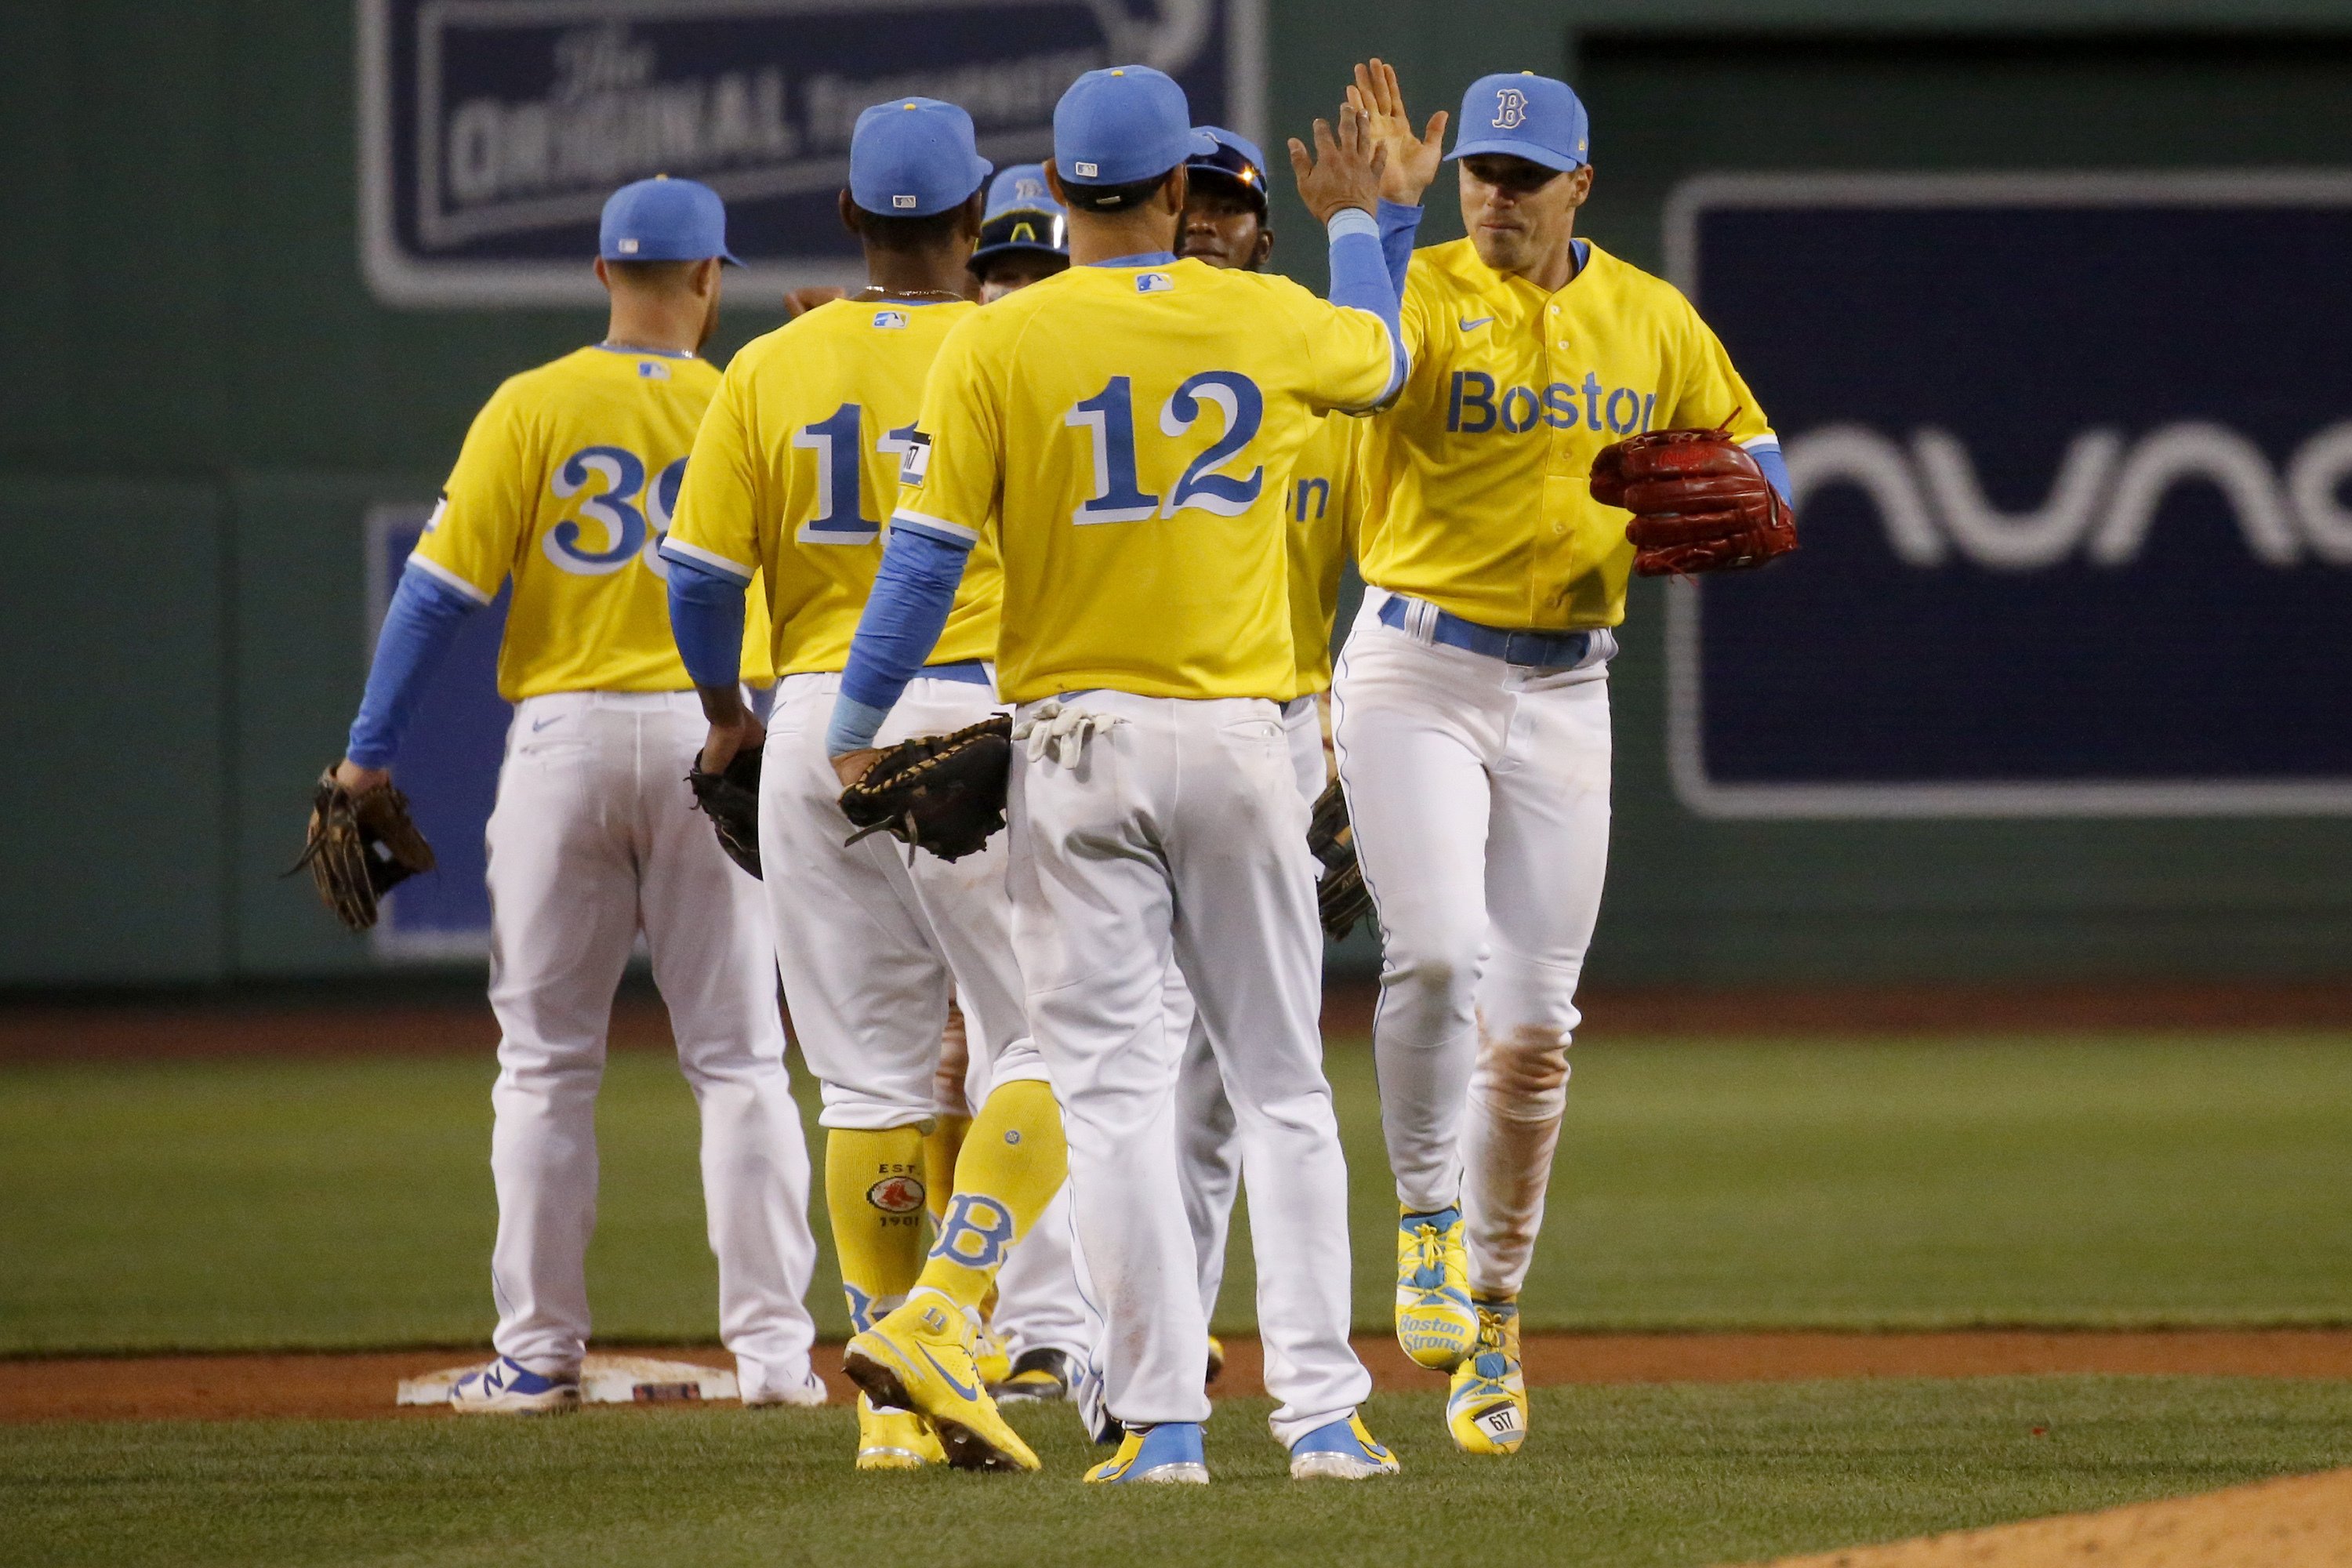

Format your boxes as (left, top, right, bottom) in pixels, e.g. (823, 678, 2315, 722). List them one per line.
(688, 742, 765, 880)
(839, 714, 1014, 862)
(1588, 423, 1798, 577)
(1308, 779, 1374, 941)
(289, 770, 437, 933)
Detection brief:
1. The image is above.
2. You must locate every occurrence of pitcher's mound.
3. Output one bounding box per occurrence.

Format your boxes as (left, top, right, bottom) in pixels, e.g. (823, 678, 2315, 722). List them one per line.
(395, 1355, 739, 1407)
(1750, 1466, 2352, 1567)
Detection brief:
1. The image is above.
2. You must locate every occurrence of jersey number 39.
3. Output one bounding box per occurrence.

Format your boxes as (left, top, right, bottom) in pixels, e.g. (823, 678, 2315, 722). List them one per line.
(1066, 372, 1265, 525)
(546, 446, 685, 579)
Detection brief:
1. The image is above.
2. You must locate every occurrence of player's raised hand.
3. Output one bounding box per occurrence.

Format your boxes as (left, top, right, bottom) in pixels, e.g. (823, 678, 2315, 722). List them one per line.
(1345, 57, 1446, 206)
(1288, 102, 1388, 227)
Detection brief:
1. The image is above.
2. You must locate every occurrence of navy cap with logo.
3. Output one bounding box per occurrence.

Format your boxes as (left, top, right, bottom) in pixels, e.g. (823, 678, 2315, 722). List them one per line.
(1446, 71, 1591, 173)
(599, 176, 741, 263)
(970, 163, 1069, 270)
(849, 96, 993, 218)
(1053, 65, 1194, 193)
(1185, 125, 1269, 215)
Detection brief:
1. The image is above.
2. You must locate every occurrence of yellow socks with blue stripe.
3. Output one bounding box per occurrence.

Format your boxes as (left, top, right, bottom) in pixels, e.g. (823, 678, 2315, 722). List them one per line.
(911, 1080, 1066, 1312)
(826, 1127, 930, 1332)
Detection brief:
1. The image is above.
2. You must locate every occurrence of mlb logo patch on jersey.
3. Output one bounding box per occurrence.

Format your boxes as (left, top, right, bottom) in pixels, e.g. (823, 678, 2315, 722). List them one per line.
(1136, 272, 1175, 294)
(637, 359, 671, 379)
(873, 309, 909, 330)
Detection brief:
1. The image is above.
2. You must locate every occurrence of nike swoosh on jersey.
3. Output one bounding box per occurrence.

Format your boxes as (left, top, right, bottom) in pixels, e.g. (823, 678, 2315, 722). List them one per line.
(1458, 316, 1495, 330)
(917, 1345, 982, 1403)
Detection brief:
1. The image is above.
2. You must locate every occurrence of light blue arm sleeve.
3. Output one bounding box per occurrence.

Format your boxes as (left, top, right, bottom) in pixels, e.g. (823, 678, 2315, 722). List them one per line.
(346, 564, 484, 769)
(825, 525, 975, 756)
(1750, 440, 1794, 508)
(1376, 198, 1422, 299)
(664, 554, 747, 690)
(1326, 208, 1408, 404)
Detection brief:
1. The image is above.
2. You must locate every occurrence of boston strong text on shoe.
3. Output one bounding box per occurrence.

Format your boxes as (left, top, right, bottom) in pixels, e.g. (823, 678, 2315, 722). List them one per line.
(448, 1355, 581, 1414)
(1086, 1421, 1210, 1484)
(1394, 1205, 1479, 1370)
(1288, 1414, 1401, 1480)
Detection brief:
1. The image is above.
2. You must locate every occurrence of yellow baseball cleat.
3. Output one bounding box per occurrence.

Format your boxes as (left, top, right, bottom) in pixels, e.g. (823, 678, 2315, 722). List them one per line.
(1446, 1294, 1528, 1455)
(975, 1319, 1014, 1388)
(1395, 1205, 1479, 1370)
(842, 1291, 1041, 1472)
(855, 1392, 946, 1470)
(1204, 1334, 1225, 1388)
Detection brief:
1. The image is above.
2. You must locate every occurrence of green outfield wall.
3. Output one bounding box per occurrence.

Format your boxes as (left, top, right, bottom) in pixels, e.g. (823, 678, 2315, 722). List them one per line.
(5, 0, 2350, 986)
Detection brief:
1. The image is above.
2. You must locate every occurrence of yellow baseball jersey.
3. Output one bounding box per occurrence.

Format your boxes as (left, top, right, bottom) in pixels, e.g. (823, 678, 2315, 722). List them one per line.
(411, 344, 771, 701)
(896, 259, 1397, 704)
(1283, 413, 1362, 691)
(666, 299, 999, 675)
(1356, 237, 1773, 630)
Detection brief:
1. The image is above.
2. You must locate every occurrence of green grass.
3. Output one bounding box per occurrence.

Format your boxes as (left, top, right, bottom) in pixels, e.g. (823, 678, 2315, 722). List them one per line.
(3, 1036, 2351, 1353)
(5, 1379, 2351, 1567)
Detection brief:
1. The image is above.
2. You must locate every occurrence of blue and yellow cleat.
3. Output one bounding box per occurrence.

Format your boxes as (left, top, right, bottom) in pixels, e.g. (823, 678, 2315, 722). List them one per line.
(842, 1290, 1040, 1472)
(448, 1355, 579, 1415)
(1086, 1421, 1210, 1484)
(1446, 1294, 1528, 1455)
(1395, 1205, 1479, 1370)
(1288, 1414, 1401, 1479)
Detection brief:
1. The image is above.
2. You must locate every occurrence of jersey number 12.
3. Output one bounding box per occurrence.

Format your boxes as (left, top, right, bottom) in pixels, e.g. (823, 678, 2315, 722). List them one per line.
(1066, 372, 1265, 525)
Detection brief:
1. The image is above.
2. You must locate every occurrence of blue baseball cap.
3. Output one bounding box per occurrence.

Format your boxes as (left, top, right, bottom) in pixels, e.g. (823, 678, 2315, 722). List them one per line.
(849, 97, 992, 218)
(1054, 65, 1193, 190)
(1186, 126, 1269, 213)
(1446, 71, 1590, 172)
(970, 164, 1069, 270)
(599, 176, 740, 263)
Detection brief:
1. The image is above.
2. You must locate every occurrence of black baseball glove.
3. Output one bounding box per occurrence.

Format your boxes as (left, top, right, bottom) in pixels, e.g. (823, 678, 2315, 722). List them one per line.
(839, 714, 1014, 862)
(289, 769, 437, 933)
(688, 742, 765, 879)
(1308, 778, 1374, 941)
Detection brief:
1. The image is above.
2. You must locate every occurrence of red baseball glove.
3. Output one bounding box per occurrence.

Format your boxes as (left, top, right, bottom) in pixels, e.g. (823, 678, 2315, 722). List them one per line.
(1588, 426, 1798, 576)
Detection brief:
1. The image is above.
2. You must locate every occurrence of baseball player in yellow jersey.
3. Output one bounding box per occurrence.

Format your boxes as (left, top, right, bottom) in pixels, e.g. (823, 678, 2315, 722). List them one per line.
(823, 67, 1409, 1484)
(661, 98, 1075, 1474)
(1333, 65, 1790, 1454)
(328, 177, 822, 1414)
(1166, 124, 1366, 1374)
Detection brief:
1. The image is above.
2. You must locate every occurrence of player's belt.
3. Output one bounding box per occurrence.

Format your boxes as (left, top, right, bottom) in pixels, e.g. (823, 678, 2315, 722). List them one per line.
(917, 660, 993, 686)
(1377, 594, 1592, 669)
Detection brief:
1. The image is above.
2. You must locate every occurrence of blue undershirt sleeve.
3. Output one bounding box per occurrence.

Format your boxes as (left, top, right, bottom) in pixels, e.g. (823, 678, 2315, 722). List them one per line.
(664, 554, 749, 691)
(1375, 198, 1422, 299)
(1750, 441, 1794, 508)
(826, 525, 975, 755)
(346, 564, 485, 770)
(1327, 208, 1408, 404)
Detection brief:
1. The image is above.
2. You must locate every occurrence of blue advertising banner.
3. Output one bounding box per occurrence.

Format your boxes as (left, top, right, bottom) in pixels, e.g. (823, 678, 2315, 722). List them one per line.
(365, 506, 510, 955)
(1664, 173, 2352, 817)
(360, 0, 1261, 306)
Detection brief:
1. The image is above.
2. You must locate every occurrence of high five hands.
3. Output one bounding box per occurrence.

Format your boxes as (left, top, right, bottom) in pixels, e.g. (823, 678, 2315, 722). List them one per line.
(1346, 58, 1448, 208)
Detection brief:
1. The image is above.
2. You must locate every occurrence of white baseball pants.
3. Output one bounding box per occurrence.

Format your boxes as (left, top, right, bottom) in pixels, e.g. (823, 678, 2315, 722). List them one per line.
(483, 689, 819, 1397)
(760, 673, 1079, 1356)
(759, 671, 1051, 1127)
(1010, 691, 1367, 1444)
(1331, 593, 1613, 1298)
(1171, 691, 1330, 1321)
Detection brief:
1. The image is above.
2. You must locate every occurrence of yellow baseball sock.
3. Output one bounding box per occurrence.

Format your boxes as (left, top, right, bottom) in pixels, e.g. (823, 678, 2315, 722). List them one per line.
(826, 1127, 930, 1333)
(922, 1115, 971, 1227)
(911, 1080, 1066, 1312)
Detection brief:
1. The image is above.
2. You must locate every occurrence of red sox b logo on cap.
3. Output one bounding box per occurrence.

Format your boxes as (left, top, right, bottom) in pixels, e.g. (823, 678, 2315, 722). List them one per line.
(1492, 87, 1528, 129)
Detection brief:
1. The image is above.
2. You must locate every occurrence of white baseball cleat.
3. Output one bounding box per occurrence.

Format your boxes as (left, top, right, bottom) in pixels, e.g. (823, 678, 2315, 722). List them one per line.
(741, 1366, 829, 1408)
(448, 1355, 581, 1414)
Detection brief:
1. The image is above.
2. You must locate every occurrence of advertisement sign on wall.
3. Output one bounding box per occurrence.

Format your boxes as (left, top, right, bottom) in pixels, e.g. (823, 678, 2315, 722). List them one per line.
(1666, 172, 2352, 818)
(359, 0, 1262, 306)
